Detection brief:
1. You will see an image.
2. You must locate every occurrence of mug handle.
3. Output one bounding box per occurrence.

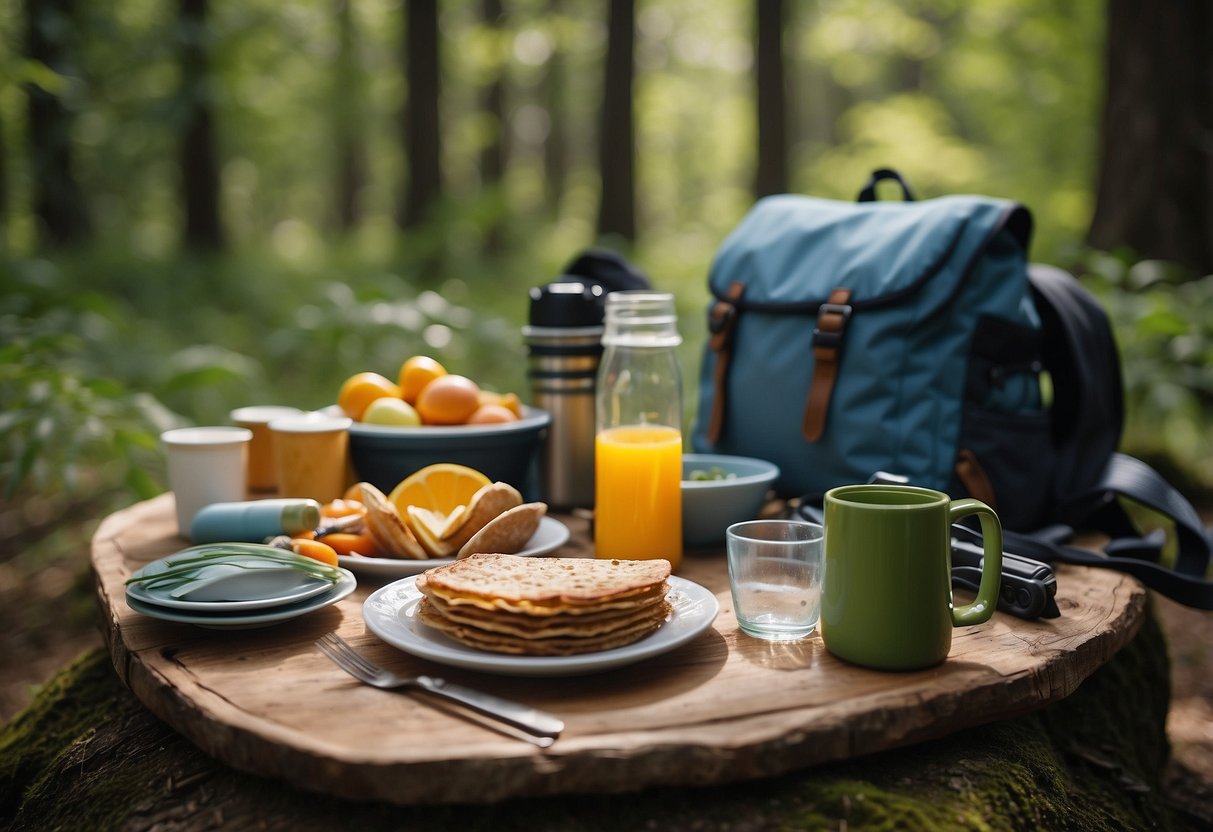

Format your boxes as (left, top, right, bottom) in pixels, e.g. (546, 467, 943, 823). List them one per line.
(948, 499, 1003, 627)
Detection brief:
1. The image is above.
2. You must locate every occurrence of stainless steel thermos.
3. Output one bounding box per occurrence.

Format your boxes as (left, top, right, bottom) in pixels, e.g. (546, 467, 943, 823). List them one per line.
(523, 281, 607, 509)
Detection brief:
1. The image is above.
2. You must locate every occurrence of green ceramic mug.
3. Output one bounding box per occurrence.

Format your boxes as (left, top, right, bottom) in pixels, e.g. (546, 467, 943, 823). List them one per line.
(821, 484, 1003, 671)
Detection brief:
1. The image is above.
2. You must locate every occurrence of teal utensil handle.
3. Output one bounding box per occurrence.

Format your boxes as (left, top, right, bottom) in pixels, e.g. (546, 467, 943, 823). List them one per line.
(949, 499, 1003, 627)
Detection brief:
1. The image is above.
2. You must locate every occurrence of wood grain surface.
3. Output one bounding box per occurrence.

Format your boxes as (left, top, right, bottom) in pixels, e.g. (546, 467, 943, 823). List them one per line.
(91, 493, 1146, 805)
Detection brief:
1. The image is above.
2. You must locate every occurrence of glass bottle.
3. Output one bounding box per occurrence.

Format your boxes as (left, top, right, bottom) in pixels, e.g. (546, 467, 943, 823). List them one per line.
(594, 291, 683, 568)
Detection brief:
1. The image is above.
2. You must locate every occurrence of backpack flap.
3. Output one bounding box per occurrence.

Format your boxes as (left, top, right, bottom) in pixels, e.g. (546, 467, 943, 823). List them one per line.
(692, 191, 1039, 501)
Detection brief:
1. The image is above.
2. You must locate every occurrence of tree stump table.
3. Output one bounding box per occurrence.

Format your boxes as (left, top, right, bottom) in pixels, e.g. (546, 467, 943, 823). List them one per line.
(4, 492, 1206, 828)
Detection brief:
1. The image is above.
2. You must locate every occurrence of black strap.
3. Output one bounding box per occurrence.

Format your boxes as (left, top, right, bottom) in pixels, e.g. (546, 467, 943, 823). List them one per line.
(1028, 264, 1125, 503)
(856, 168, 916, 203)
(1006, 452, 1212, 610)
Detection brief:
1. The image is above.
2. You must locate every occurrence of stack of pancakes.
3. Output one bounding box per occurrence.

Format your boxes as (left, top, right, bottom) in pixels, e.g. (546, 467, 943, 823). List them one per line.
(416, 553, 673, 656)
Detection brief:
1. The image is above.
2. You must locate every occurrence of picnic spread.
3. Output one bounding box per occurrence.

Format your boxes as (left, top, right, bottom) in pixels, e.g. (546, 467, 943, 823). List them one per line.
(93, 493, 1145, 805)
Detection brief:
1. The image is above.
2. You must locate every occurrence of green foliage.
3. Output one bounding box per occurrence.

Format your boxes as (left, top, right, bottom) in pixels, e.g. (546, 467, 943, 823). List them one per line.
(0, 238, 572, 504)
(1, 0, 1210, 532)
(1081, 253, 1213, 488)
(0, 256, 169, 500)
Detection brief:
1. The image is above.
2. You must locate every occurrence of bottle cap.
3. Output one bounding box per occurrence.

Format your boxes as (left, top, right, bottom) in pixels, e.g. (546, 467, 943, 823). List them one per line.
(280, 499, 323, 535)
(601, 291, 681, 347)
(527, 281, 608, 329)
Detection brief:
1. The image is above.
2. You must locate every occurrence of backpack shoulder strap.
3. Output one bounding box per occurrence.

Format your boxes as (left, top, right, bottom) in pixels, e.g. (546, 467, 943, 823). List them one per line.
(1027, 263, 1124, 507)
(1026, 264, 1212, 609)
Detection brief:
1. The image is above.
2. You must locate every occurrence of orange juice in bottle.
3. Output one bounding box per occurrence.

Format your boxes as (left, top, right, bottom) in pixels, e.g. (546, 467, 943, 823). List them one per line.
(595, 425, 682, 565)
(593, 291, 683, 568)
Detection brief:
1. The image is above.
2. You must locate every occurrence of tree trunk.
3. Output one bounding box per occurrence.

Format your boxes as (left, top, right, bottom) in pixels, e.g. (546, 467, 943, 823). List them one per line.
(399, 0, 442, 230)
(542, 0, 568, 214)
(24, 0, 91, 247)
(0, 109, 8, 236)
(478, 0, 507, 252)
(596, 0, 635, 242)
(2, 609, 1206, 830)
(1088, 0, 1213, 276)
(478, 0, 508, 190)
(178, 0, 224, 250)
(332, 0, 367, 232)
(754, 0, 788, 198)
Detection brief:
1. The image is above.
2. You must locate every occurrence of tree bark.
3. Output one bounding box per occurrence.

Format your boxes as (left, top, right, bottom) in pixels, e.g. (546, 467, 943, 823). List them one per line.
(332, 0, 367, 232)
(754, 0, 788, 198)
(478, 0, 508, 190)
(1088, 0, 1213, 276)
(596, 0, 635, 241)
(24, 0, 91, 247)
(478, 0, 507, 252)
(0, 109, 8, 235)
(399, 0, 442, 229)
(178, 0, 224, 250)
(542, 0, 568, 214)
(2, 609, 1206, 830)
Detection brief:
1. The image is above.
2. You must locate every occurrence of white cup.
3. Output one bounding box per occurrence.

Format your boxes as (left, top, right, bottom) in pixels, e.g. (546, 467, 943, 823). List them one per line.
(726, 519, 825, 641)
(161, 426, 253, 538)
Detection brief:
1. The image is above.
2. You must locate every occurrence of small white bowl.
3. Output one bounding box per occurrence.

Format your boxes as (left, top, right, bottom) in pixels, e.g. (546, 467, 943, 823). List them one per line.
(682, 453, 780, 550)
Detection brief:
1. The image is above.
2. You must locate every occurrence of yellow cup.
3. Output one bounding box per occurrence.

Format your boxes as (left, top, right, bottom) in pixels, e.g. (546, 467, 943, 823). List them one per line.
(270, 413, 353, 504)
(230, 406, 303, 492)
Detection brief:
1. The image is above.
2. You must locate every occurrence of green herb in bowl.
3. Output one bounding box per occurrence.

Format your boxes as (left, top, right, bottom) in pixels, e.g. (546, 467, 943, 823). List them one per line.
(688, 466, 737, 482)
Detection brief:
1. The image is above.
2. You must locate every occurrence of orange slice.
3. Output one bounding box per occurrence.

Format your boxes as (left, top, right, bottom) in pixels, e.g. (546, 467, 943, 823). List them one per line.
(388, 463, 492, 518)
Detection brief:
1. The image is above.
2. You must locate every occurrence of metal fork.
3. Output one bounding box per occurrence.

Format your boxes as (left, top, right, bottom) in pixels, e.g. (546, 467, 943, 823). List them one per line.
(315, 633, 563, 746)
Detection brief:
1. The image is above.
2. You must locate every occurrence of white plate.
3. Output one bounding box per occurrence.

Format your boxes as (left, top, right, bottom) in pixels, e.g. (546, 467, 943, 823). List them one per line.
(127, 557, 334, 611)
(125, 569, 357, 629)
(362, 575, 719, 677)
(337, 516, 570, 579)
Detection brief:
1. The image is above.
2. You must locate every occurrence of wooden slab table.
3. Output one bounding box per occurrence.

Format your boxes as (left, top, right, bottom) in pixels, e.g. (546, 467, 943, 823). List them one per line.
(91, 493, 1146, 806)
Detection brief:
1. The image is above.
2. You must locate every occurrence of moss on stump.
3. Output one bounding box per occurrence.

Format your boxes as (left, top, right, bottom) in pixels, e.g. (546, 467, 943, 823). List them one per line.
(0, 605, 1203, 831)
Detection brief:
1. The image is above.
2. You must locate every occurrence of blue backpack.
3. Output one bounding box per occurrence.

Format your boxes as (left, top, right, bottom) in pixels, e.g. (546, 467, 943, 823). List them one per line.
(691, 170, 1213, 609)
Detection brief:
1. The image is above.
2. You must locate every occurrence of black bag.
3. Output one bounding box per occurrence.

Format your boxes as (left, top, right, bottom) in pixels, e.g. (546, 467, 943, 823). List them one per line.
(955, 261, 1213, 611)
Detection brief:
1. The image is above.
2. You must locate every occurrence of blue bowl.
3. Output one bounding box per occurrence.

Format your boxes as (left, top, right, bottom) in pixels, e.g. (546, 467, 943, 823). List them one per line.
(682, 453, 780, 550)
(346, 406, 550, 497)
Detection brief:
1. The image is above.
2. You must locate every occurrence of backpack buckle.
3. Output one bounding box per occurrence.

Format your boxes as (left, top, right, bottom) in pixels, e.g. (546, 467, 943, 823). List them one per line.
(812, 301, 852, 349)
(708, 301, 736, 335)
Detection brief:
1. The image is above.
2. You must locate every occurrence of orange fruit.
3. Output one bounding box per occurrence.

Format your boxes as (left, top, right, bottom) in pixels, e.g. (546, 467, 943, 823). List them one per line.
(337, 372, 402, 421)
(319, 531, 380, 557)
(416, 374, 481, 425)
(388, 463, 491, 518)
(320, 498, 365, 519)
(467, 403, 519, 424)
(477, 390, 524, 418)
(290, 538, 339, 567)
(399, 355, 447, 405)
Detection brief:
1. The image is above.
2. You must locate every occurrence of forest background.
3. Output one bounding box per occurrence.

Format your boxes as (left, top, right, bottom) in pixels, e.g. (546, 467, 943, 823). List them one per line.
(1, 0, 1211, 766)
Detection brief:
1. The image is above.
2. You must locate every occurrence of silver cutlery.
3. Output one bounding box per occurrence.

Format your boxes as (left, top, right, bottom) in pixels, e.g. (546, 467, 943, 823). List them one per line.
(314, 633, 563, 747)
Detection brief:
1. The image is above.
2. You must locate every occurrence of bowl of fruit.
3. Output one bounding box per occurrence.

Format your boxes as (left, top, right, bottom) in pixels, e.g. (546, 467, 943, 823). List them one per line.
(336, 356, 549, 497)
(681, 453, 780, 550)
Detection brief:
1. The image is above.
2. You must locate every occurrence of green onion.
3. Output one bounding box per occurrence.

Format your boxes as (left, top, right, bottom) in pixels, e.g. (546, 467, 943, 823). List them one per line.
(125, 542, 342, 591)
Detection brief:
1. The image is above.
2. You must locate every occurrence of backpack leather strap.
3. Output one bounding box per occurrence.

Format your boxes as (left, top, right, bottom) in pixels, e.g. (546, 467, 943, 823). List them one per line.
(955, 448, 998, 509)
(803, 288, 853, 442)
(706, 281, 746, 444)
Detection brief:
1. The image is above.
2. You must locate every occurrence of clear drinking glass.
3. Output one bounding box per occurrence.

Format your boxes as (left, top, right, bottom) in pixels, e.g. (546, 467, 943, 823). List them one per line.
(726, 519, 824, 641)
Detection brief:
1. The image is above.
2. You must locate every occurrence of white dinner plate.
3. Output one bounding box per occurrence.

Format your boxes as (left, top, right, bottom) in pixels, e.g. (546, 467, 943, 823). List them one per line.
(337, 516, 570, 579)
(125, 569, 357, 629)
(127, 556, 335, 612)
(362, 575, 719, 677)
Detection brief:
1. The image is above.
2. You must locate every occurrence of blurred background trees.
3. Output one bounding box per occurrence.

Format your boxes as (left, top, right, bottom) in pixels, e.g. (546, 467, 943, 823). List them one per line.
(2, 0, 1212, 554)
